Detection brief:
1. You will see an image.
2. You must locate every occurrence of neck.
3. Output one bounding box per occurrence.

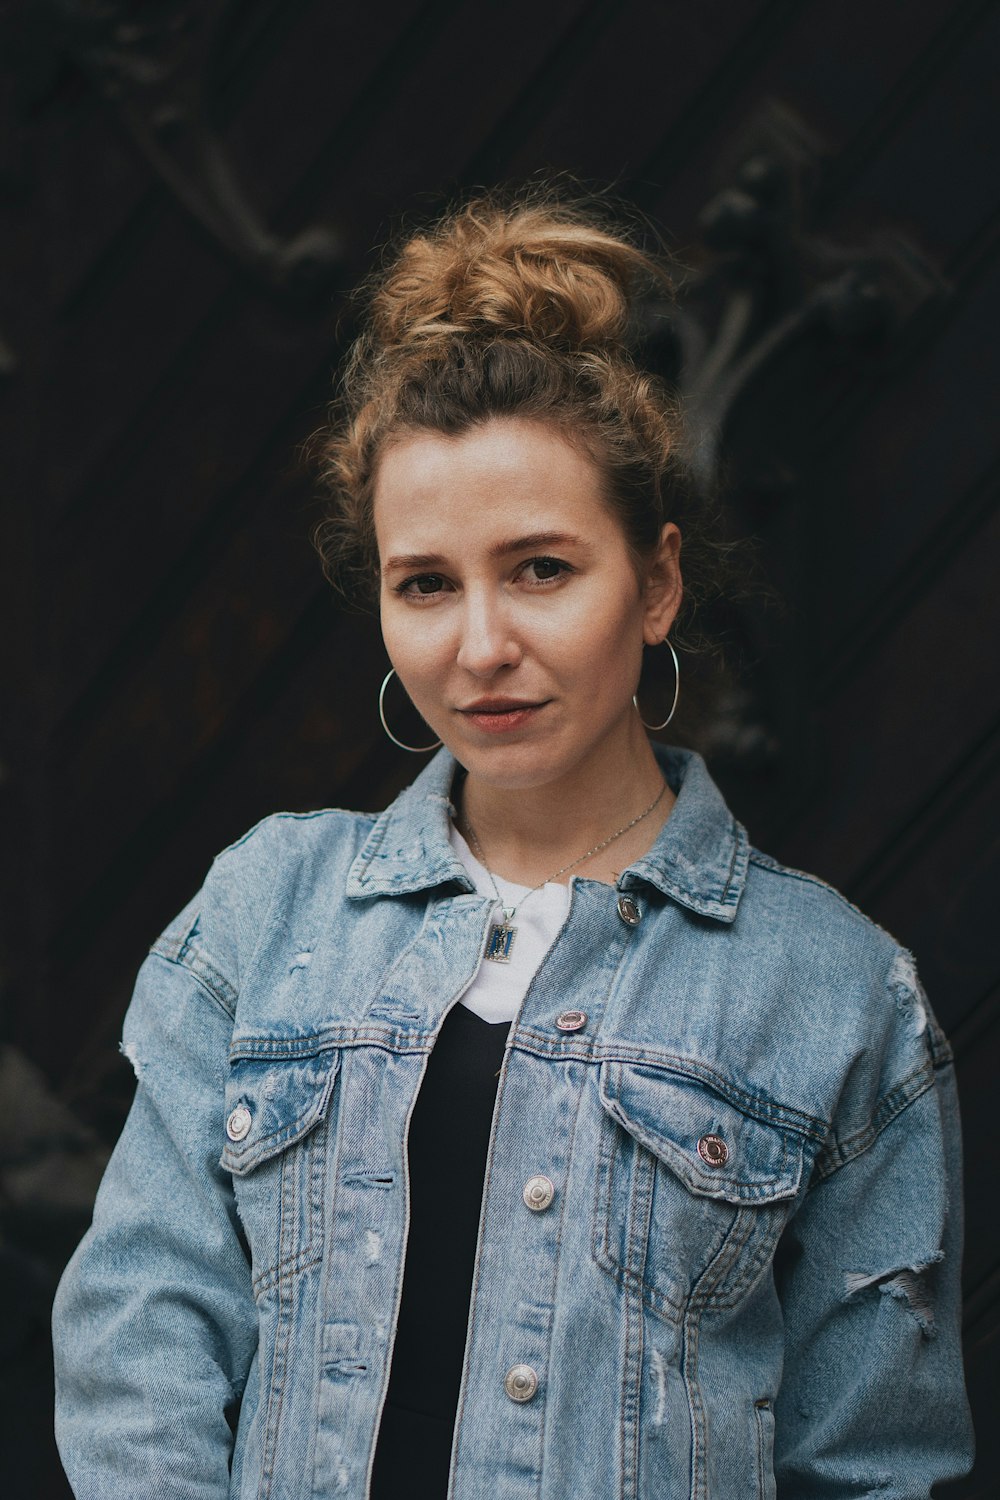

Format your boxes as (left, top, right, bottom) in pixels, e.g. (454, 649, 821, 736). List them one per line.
(455, 716, 674, 888)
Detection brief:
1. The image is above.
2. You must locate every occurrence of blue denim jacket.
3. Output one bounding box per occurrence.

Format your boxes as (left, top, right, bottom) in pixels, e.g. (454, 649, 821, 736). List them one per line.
(52, 744, 974, 1498)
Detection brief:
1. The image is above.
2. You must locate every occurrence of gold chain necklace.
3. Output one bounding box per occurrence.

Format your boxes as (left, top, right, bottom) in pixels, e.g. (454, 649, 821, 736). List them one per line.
(462, 780, 667, 964)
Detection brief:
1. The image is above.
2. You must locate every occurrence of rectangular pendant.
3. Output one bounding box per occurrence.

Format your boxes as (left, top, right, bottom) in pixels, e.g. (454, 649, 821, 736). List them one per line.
(485, 921, 516, 963)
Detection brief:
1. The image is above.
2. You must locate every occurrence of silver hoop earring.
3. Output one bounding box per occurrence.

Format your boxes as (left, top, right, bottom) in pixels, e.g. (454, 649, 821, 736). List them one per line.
(378, 669, 442, 753)
(633, 637, 680, 732)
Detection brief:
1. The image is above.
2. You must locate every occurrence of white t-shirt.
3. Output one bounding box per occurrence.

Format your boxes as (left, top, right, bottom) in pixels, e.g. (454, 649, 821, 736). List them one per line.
(449, 825, 572, 1024)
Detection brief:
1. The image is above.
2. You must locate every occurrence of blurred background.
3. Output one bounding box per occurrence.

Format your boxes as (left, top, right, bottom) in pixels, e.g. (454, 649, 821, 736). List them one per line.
(1, 1, 997, 1494)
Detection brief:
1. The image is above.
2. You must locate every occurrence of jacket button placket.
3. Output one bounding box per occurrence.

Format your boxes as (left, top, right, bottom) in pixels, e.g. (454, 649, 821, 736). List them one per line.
(453, 881, 632, 1495)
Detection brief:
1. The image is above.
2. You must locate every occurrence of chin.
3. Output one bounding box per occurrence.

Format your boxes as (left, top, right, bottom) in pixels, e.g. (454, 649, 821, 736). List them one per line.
(449, 734, 588, 793)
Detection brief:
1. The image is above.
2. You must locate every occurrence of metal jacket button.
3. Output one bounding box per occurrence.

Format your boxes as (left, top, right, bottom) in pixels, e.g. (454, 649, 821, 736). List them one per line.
(226, 1105, 253, 1142)
(555, 1010, 587, 1032)
(523, 1175, 555, 1212)
(697, 1133, 729, 1167)
(504, 1364, 539, 1402)
(617, 894, 642, 926)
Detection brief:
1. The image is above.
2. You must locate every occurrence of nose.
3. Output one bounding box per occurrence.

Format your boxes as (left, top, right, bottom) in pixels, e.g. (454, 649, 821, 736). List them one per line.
(455, 592, 522, 677)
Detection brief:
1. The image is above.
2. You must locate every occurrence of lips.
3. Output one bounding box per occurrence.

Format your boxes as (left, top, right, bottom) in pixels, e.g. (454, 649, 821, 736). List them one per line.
(461, 698, 540, 713)
(458, 698, 548, 735)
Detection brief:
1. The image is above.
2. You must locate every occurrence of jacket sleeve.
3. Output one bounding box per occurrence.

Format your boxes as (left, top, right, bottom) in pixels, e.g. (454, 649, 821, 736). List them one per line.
(52, 827, 277, 1500)
(772, 955, 975, 1497)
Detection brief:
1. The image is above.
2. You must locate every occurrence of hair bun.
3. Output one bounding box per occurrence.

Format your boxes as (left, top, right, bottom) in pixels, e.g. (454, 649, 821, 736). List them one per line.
(369, 196, 667, 354)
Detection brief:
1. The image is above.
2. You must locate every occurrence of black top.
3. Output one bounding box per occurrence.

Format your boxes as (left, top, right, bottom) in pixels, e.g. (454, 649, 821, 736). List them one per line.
(370, 1003, 511, 1499)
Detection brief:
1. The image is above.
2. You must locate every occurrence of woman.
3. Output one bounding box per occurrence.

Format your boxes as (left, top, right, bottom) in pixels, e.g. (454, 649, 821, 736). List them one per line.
(53, 188, 973, 1498)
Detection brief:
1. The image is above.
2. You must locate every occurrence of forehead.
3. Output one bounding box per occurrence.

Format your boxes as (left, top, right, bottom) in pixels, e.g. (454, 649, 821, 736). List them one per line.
(372, 416, 618, 551)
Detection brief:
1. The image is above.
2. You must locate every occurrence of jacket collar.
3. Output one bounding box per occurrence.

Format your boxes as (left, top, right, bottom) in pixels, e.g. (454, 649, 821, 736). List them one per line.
(345, 743, 749, 923)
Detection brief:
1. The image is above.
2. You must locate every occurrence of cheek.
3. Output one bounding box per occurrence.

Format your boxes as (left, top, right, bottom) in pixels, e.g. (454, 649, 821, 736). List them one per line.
(547, 593, 643, 681)
(380, 604, 412, 675)
(380, 606, 450, 686)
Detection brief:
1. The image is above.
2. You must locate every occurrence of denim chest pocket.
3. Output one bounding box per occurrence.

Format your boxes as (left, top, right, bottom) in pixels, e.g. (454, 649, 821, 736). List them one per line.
(220, 1048, 341, 1297)
(593, 1061, 806, 1322)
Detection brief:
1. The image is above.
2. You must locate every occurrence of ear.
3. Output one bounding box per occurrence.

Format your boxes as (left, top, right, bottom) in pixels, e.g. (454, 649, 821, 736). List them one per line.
(641, 523, 683, 645)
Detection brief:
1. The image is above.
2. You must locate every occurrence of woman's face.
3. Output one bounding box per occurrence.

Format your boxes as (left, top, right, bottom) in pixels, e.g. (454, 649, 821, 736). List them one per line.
(373, 416, 681, 793)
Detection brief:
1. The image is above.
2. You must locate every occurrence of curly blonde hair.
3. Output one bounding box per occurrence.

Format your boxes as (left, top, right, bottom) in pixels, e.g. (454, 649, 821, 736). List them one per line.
(312, 184, 743, 655)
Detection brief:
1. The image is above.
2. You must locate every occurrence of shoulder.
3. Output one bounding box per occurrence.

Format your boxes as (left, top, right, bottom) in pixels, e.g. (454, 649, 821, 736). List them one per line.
(743, 840, 942, 1023)
(737, 842, 949, 1136)
(745, 843, 890, 938)
(217, 804, 378, 871)
(213, 804, 380, 925)
(740, 842, 913, 989)
(149, 806, 378, 1011)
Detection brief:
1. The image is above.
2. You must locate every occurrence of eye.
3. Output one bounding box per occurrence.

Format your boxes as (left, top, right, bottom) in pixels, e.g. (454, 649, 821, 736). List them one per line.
(521, 556, 571, 584)
(397, 573, 451, 598)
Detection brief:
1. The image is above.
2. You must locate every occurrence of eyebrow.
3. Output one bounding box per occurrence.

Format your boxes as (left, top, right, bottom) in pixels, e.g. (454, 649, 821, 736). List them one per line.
(382, 531, 591, 573)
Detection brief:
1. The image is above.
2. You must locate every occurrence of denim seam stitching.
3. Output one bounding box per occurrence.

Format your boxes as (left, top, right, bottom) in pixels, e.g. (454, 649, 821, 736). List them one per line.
(596, 1116, 740, 1325)
(923, 1018, 954, 1069)
(252, 1244, 323, 1300)
(257, 1236, 293, 1500)
(622, 1228, 644, 1500)
(570, 1046, 825, 1139)
(148, 947, 238, 1019)
(222, 1058, 340, 1173)
(811, 1061, 935, 1181)
(683, 1301, 707, 1500)
(224, 1027, 824, 1141)
(720, 818, 747, 902)
(746, 849, 891, 932)
(353, 801, 400, 886)
(241, 1130, 328, 1297)
(616, 1096, 655, 1498)
(602, 1070, 800, 1200)
(697, 1201, 787, 1309)
(592, 1111, 684, 1323)
(756, 1402, 765, 1499)
(224, 1119, 320, 1171)
(224, 821, 289, 1000)
(695, 1204, 760, 1307)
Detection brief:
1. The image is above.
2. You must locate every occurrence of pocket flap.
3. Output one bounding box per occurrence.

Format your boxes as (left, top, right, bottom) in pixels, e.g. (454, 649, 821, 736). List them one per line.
(598, 1062, 804, 1204)
(221, 1049, 340, 1176)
